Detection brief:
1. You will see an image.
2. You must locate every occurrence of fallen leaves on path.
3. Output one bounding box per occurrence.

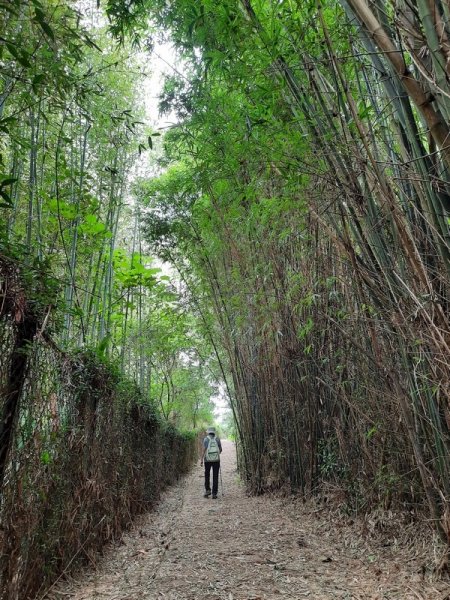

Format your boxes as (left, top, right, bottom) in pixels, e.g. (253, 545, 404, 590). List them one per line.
(48, 441, 449, 600)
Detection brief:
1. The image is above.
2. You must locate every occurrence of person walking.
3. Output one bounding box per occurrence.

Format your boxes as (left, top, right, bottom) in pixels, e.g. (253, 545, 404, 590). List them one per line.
(201, 427, 222, 499)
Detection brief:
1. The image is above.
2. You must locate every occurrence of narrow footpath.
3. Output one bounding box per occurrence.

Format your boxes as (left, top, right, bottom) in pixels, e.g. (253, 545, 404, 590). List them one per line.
(49, 441, 448, 600)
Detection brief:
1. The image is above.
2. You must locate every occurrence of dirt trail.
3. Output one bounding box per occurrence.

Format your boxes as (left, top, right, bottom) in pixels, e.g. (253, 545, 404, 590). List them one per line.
(49, 441, 448, 600)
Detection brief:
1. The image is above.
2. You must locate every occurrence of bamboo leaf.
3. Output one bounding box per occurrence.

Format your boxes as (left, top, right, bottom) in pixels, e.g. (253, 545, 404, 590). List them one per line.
(0, 177, 17, 187)
(38, 20, 55, 42)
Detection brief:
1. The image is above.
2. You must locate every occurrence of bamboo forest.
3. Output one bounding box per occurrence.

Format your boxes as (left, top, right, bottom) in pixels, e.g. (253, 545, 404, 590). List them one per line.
(1, 0, 450, 598)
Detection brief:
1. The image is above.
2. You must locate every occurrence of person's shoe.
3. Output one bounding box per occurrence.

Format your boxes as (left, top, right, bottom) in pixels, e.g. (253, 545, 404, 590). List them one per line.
(204, 490, 211, 498)
(212, 494, 217, 499)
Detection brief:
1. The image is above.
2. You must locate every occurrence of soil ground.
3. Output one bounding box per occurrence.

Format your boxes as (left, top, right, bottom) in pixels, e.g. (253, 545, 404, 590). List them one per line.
(48, 441, 449, 600)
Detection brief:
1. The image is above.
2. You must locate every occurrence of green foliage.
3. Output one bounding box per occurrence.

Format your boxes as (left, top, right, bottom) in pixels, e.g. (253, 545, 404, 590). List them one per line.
(2, 0, 449, 548)
(318, 438, 342, 479)
(0, 235, 61, 324)
(0, 0, 223, 440)
(105, 0, 450, 544)
(373, 465, 404, 508)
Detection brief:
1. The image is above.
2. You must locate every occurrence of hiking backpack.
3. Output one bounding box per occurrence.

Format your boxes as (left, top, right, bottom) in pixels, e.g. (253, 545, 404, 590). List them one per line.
(205, 436, 220, 462)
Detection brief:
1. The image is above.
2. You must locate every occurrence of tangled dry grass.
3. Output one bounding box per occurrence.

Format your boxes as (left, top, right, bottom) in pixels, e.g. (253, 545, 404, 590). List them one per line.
(0, 311, 196, 600)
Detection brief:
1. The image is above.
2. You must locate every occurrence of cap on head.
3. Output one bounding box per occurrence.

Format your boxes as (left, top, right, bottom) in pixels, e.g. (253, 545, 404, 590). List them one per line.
(207, 427, 216, 434)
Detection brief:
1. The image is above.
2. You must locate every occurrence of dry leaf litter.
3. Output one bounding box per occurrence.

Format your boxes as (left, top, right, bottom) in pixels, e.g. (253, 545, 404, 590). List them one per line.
(47, 441, 449, 600)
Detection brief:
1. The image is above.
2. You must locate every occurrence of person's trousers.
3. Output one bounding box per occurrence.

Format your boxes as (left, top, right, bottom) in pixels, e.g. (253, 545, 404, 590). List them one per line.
(204, 461, 220, 495)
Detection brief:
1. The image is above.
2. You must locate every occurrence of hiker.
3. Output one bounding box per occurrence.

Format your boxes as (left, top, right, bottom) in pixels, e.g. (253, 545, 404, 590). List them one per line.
(201, 427, 222, 499)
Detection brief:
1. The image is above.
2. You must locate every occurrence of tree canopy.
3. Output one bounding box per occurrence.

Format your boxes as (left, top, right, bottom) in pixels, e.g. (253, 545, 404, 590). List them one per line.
(1, 0, 449, 547)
